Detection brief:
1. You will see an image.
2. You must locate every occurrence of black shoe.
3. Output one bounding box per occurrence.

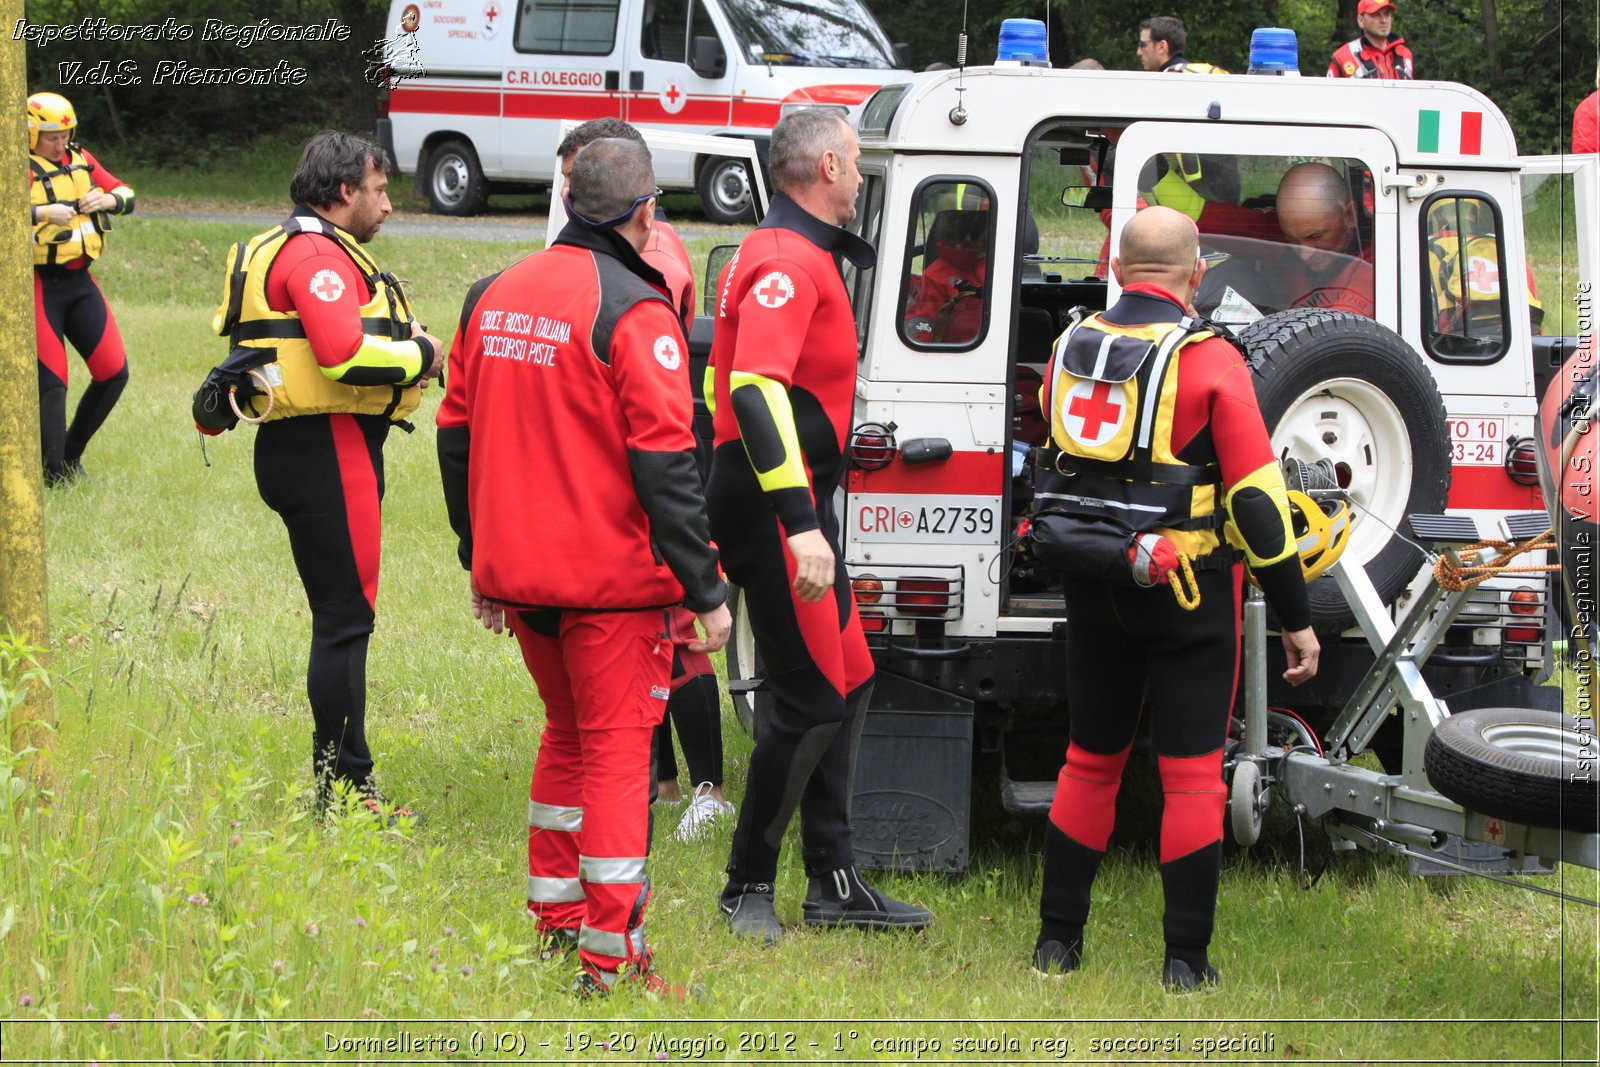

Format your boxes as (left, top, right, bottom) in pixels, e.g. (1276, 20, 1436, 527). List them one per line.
(538, 927, 579, 961)
(1161, 957, 1220, 992)
(1031, 937, 1082, 975)
(719, 882, 782, 943)
(43, 459, 86, 488)
(802, 866, 931, 931)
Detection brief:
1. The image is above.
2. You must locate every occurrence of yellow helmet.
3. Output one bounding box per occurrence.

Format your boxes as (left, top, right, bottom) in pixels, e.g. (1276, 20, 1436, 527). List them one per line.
(1287, 489, 1352, 584)
(27, 92, 76, 151)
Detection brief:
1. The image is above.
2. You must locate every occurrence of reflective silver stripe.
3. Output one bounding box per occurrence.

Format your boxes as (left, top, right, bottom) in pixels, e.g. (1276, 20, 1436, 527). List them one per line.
(1088, 331, 1116, 380)
(1036, 491, 1165, 514)
(1136, 325, 1189, 450)
(527, 875, 585, 903)
(579, 854, 648, 884)
(528, 800, 583, 832)
(579, 923, 647, 959)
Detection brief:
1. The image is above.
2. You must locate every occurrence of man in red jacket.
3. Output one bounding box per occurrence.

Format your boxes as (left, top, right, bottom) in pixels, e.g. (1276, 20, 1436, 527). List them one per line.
(437, 137, 730, 997)
(1327, 0, 1414, 80)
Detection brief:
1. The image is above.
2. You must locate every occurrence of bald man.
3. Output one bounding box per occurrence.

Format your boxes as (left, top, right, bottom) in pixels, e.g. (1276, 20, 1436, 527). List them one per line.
(1031, 206, 1318, 990)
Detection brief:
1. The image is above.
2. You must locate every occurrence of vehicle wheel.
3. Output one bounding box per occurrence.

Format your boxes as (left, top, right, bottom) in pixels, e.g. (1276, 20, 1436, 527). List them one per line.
(697, 156, 755, 224)
(726, 586, 770, 737)
(424, 139, 488, 216)
(1228, 759, 1264, 846)
(1240, 310, 1451, 632)
(1423, 707, 1598, 831)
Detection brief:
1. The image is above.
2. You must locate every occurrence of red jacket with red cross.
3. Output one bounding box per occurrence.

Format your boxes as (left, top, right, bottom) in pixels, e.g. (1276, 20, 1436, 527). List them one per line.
(437, 224, 725, 613)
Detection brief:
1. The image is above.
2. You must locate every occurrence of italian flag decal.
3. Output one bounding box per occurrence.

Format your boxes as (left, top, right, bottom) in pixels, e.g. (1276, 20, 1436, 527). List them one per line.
(1418, 109, 1483, 155)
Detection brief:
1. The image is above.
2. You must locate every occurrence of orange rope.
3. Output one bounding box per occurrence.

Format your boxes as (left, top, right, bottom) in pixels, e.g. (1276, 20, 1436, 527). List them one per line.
(1433, 530, 1560, 592)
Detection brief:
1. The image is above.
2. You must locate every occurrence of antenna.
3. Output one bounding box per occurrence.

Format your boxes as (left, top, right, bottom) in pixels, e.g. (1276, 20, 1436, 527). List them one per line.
(949, 0, 969, 125)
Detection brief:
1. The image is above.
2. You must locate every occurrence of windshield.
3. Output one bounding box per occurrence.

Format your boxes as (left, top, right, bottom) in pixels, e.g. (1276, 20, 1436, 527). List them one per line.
(717, 0, 896, 68)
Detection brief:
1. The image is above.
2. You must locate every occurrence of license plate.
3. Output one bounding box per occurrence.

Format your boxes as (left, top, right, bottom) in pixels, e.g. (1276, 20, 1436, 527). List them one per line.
(1449, 416, 1504, 467)
(849, 494, 1001, 544)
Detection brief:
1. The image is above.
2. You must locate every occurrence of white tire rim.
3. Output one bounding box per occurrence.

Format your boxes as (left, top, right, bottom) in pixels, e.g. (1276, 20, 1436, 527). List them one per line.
(1272, 377, 1413, 570)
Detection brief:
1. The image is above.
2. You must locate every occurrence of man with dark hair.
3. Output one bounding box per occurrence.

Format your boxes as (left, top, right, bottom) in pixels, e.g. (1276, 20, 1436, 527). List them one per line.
(1327, 0, 1414, 80)
(707, 108, 931, 941)
(1138, 16, 1225, 74)
(209, 129, 443, 817)
(438, 137, 730, 998)
(1031, 205, 1319, 991)
(555, 118, 734, 839)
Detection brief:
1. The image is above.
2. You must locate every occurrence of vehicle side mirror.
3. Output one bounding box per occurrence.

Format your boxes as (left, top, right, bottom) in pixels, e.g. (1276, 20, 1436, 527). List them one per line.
(703, 244, 739, 317)
(893, 42, 912, 69)
(690, 35, 727, 80)
(1061, 186, 1112, 211)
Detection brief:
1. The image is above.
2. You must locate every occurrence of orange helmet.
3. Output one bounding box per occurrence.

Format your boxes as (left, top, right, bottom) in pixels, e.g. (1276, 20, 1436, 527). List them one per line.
(27, 92, 76, 151)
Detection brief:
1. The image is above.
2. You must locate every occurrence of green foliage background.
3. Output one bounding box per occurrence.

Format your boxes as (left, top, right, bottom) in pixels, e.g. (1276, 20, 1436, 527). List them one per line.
(18, 1, 1598, 160)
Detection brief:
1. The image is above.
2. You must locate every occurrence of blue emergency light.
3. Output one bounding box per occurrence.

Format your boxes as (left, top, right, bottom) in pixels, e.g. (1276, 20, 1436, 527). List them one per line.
(1247, 27, 1300, 74)
(996, 18, 1049, 67)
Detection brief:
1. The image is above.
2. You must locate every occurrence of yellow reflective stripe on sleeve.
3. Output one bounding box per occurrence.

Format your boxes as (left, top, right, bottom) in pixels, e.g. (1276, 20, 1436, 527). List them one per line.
(320, 334, 423, 383)
(1225, 461, 1297, 568)
(702, 365, 717, 417)
(730, 370, 808, 493)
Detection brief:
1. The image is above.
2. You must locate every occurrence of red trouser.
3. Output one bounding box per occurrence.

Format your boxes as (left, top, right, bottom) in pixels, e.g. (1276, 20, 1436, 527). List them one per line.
(512, 606, 673, 973)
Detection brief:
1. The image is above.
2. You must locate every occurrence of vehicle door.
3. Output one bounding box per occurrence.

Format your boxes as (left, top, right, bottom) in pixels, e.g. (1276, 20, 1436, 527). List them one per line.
(501, 0, 626, 178)
(624, 0, 734, 138)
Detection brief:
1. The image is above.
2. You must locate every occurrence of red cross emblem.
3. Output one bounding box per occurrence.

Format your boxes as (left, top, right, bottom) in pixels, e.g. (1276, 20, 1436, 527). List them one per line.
(1466, 255, 1500, 295)
(486, 3, 498, 22)
(660, 80, 685, 113)
(753, 272, 794, 309)
(1064, 380, 1126, 445)
(483, 0, 501, 39)
(309, 269, 346, 303)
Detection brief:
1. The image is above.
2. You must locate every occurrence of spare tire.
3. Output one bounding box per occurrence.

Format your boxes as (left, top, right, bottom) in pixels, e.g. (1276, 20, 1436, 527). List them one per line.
(1423, 707, 1598, 831)
(1238, 310, 1451, 631)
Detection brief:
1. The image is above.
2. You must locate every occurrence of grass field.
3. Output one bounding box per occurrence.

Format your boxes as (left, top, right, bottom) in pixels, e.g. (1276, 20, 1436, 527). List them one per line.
(1, 182, 1596, 1062)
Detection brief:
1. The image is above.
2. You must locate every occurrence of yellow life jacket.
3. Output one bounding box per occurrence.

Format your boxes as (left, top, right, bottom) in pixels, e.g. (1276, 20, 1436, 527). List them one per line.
(29, 146, 104, 266)
(1038, 310, 1226, 559)
(212, 215, 420, 423)
(1428, 232, 1545, 339)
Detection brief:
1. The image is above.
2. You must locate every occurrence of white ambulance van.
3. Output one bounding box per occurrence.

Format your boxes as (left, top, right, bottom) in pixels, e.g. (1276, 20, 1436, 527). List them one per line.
(377, 0, 910, 221)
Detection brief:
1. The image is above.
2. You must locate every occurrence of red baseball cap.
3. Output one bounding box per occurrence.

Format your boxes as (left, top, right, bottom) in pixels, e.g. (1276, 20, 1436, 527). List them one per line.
(1358, 0, 1397, 14)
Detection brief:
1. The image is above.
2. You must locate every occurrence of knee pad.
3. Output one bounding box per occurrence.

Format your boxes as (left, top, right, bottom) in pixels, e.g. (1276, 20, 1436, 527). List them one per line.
(1157, 752, 1226, 863)
(1049, 743, 1131, 851)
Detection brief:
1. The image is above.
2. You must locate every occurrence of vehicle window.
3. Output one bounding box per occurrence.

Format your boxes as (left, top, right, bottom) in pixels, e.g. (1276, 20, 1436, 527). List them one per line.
(640, 0, 716, 63)
(899, 180, 994, 350)
(1025, 139, 1115, 280)
(1517, 174, 1574, 335)
(847, 171, 884, 355)
(1131, 153, 1377, 330)
(718, 0, 895, 68)
(1422, 195, 1510, 362)
(517, 0, 619, 55)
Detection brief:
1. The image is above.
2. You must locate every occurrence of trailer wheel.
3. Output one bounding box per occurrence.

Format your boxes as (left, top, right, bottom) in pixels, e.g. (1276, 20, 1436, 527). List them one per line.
(697, 157, 755, 224)
(1239, 310, 1451, 632)
(1423, 707, 1598, 831)
(1228, 760, 1265, 846)
(425, 139, 488, 216)
(726, 586, 769, 737)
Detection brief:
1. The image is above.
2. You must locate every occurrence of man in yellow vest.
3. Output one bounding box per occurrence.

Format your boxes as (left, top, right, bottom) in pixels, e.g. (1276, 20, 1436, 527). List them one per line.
(211, 131, 442, 818)
(28, 91, 135, 486)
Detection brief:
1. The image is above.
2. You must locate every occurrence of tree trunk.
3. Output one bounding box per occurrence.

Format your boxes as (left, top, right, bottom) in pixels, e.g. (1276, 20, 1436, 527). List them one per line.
(1479, 0, 1501, 90)
(1, 0, 56, 784)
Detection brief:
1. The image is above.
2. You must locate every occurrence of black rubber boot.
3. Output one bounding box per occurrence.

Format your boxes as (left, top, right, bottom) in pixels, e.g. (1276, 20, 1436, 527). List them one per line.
(1159, 842, 1221, 991)
(1034, 822, 1102, 974)
(1161, 955, 1220, 992)
(719, 881, 782, 944)
(802, 866, 931, 930)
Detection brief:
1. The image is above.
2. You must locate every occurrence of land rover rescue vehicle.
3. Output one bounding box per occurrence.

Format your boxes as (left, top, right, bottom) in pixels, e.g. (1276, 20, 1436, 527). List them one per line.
(718, 57, 1597, 871)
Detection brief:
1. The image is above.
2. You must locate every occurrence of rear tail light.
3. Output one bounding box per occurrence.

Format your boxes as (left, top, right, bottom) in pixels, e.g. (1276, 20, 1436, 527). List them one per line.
(853, 575, 884, 605)
(848, 422, 897, 471)
(897, 576, 952, 616)
(1505, 436, 1539, 486)
(1507, 585, 1542, 643)
(859, 613, 887, 633)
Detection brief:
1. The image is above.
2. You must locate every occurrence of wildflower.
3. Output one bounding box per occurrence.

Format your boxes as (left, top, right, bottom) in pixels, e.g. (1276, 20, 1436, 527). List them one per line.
(430, 963, 440, 974)
(18, 993, 34, 1008)
(230, 819, 241, 829)
(228, 833, 242, 848)
(353, 915, 367, 928)
(187, 892, 211, 907)
(429, 946, 439, 959)
(304, 920, 320, 938)
(271, 959, 286, 974)
(405, 973, 415, 983)
(106, 1011, 122, 1030)
(443, 925, 455, 937)
(461, 965, 474, 977)
(656, 1053, 670, 1061)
